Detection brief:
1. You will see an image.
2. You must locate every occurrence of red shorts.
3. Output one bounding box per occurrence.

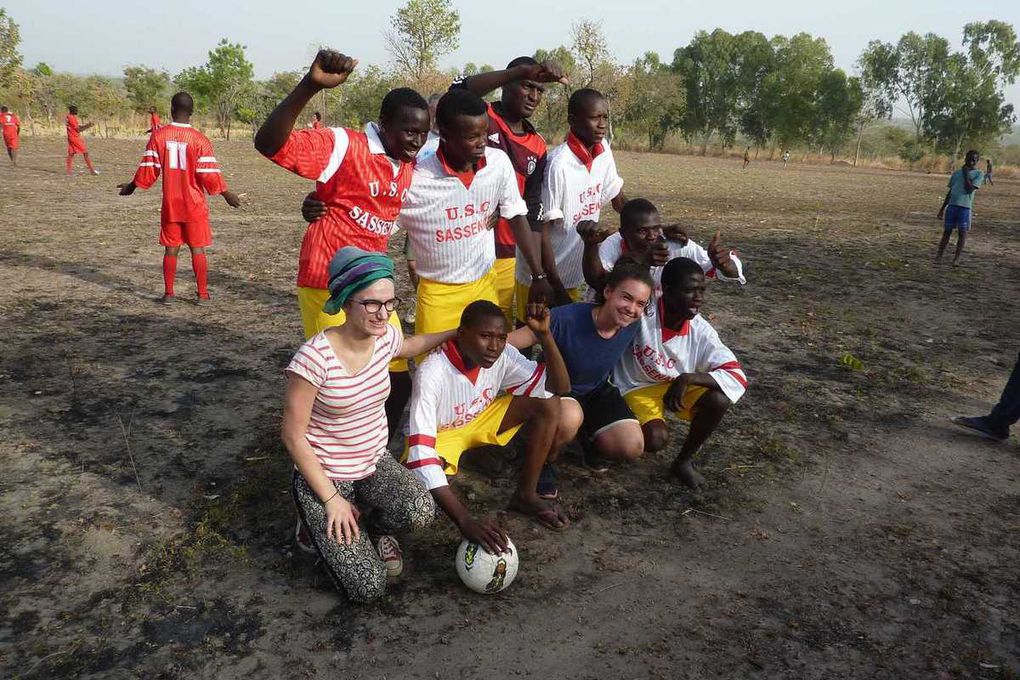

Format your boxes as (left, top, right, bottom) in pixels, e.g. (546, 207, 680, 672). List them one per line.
(3, 135, 18, 151)
(160, 218, 212, 248)
(67, 137, 88, 154)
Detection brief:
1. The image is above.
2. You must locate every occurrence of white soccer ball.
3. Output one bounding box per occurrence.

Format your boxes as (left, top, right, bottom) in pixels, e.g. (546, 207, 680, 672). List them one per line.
(455, 538, 519, 594)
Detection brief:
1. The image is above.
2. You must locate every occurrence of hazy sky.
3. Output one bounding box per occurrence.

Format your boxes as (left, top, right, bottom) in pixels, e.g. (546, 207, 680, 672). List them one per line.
(5, 0, 1019, 111)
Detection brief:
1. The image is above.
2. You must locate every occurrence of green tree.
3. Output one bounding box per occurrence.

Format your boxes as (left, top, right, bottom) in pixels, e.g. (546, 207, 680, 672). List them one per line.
(32, 62, 52, 77)
(571, 20, 610, 87)
(733, 31, 776, 152)
(123, 66, 171, 112)
(175, 39, 254, 138)
(86, 76, 128, 137)
(622, 52, 685, 150)
(335, 65, 398, 127)
(672, 29, 742, 152)
(764, 33, 834, 151)
(0, 8, 22, 92)
(385, 0, 460, 81)
(812, 69, 863, 160)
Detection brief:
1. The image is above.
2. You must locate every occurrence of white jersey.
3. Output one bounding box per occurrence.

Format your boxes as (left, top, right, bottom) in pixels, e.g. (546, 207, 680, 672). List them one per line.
(515, 136, 623, 288)
(417, 131, 440, 161)
(613, 301, 747, 404)
(586, 232, 746, 301)
(406, 341, 550, 490)
(398, 146, 527, 284)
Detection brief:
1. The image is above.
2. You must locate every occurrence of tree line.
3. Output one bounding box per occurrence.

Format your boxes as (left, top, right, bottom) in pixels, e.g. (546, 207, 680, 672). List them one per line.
(0, 4, 1016, 165)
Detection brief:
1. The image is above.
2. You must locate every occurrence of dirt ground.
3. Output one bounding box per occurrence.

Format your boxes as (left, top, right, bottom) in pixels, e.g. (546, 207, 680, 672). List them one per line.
(1, 137, 1018, 680)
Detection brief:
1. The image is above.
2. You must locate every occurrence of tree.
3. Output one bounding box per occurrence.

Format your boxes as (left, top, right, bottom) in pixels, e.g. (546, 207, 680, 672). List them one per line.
(813, 70, 863, 160)
(532, 46, 576, 138)
(854, 41, 898, 166)
(764, 33, 835, 152)
(0, 8, 21, 92)
(733, 31, 776, 152)
(86, 76, 128, 137)
(622, 52, 685, 150)
(175, 39, 254, 138)
(123, 66, 171, 112)
(571, 20, 610, 87)
(385, 0, 460, 81)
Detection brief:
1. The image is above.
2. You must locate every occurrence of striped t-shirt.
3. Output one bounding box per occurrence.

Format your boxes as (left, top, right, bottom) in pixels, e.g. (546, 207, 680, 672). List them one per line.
(285, 325, 403, 480)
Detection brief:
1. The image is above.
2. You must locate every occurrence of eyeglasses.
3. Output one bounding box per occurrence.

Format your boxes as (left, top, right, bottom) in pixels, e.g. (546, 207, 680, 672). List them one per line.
(351, 297, 402, 314)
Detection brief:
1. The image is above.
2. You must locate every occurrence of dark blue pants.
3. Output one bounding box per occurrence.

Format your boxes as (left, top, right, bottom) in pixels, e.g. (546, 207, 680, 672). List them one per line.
(988, 351, 1020, 433)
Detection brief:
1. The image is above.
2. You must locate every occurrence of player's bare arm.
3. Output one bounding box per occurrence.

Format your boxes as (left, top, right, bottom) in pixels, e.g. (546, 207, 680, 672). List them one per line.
(117, 181, 137, 196)
(611, 191, 628, 213)
(431, 486, 509, 555)
(221, 190, 241, 208)
(578, 219, 613, 292)
(937, 190, 951, 218)
(663, 372, 723, 412)
(254, 49, 358, 157)
(706, 230, 739, 279)
(458, 61, 569, 97)
(302, 192, 328, 223)
(397, 329, 457, 359)
(511, 214, 554, 304)
(523, 304, 570, 395)
(539, 220, 572, 305)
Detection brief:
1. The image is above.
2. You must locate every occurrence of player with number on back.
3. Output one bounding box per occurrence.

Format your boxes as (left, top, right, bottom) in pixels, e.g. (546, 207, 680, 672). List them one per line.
(117, 92, 241, 304)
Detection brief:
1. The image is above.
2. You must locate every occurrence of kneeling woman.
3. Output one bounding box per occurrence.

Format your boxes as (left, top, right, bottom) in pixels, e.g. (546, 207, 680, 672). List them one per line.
(282, 247, 453, 602)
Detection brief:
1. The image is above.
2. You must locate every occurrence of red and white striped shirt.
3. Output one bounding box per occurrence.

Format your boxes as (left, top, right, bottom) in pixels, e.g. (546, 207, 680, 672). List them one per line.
(406, 340, 548, 490)
(518, 134, 624, 288)
(266, 123, 414, 289)
(398, 146, 528, 284)
(613, 300, 747, 404)
(286, 325, 404, 481)
(132, 123, 227, 224)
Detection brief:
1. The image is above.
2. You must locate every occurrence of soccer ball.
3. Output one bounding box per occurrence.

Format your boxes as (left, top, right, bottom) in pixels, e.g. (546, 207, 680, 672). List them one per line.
(455, 538, 519, 594)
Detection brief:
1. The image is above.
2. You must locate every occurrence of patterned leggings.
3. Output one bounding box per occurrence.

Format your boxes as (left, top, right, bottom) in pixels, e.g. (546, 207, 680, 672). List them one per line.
(292, 454, 435, 602)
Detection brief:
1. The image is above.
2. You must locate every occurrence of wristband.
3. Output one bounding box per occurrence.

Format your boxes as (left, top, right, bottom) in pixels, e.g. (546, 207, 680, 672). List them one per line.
(532, 273, 547, 281)
(322, 489, 340, 505)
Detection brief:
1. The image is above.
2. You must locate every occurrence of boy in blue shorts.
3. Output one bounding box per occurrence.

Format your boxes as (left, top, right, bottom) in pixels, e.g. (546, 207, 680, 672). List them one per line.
(936, 149, 983, 266)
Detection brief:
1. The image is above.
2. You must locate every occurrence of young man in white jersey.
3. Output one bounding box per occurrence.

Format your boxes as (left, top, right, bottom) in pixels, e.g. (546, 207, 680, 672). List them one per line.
(398, 89, 552, 338)
(581, 198, 745, 297)
(515, 88, 626, 318)
(405, 300, 576, 554)
(613, 257, 747, 489)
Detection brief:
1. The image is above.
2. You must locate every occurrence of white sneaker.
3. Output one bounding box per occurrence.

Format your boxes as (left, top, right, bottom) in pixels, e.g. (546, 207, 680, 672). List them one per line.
(375, 535, 403, 577)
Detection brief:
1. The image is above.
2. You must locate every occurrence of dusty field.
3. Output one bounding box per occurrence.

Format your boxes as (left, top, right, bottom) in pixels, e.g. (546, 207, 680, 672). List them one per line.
(1, 136, 1018, 680)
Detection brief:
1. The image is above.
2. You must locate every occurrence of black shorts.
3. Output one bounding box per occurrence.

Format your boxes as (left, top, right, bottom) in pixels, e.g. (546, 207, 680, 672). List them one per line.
(568, 381, 638, 439)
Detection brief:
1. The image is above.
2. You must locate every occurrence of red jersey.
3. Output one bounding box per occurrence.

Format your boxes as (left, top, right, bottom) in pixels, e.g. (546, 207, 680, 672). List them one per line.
(479, 101, 547, 257)
(149, 112, 161, 131)
(312, 119, 322, 129)
(66, 114, 89, 154)
(131, 122, 228, 224)
(266, 123, 415, 289)
(1, 112, 19, 141)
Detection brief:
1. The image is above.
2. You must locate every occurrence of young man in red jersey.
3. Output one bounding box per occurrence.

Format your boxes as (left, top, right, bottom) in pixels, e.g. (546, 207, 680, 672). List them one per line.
(451, 56, 568, 323)
(254, 49, 432, 439)
(1, 106, 19, 165)
(66, 105, 98, 175)
(117, 92, 241, 303)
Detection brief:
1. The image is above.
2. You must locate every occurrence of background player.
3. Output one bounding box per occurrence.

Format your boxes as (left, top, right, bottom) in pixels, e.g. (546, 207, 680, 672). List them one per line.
(936, 149, 983, 266)
(117, 92, 241, 303)
(254, 49, 431, 440)
(309, 111, 322, 129)
(66, 105, 98, 176)
(519, 88, 626, 315)
(146, 106, 161, 134)
(613, 257, 747, 489)
(1, 105, 19, 165)
(453, 56, 568, 322)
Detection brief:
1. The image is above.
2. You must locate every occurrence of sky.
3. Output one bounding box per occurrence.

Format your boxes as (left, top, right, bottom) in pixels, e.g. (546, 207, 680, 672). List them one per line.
(5, 0, 1019, 112)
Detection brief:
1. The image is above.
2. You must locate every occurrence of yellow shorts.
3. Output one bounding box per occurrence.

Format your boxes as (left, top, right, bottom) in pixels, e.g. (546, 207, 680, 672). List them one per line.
(623, 383, 709, 425)
(492, 257, 516, 326)
(296, 286, 408, 372)
(515, 281, 583, 321)
(402, 394, 520, 478)
(414, 269, 499, 337)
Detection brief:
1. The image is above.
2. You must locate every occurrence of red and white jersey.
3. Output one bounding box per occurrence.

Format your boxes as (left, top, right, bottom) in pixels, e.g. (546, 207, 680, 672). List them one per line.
(613, 300, 747, 404)
(1, 112, 19, 138)
(517, 133, 624, 288)
(267, 123, 414, 289)
(132, 122, 227, 224)
(399, 146, 527, 284)
(589, 232, 746, 301)
(285, 325, 404, 481)
(406, 340, 549, 490)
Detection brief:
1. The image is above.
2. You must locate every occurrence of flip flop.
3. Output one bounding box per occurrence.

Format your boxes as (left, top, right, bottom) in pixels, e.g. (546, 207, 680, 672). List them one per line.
(508, 498, 570, 531)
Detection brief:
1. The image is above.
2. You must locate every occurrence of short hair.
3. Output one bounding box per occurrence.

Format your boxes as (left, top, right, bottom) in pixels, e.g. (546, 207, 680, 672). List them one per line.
(170, 92, 194, 114)
(568, 88, 605, 117)
(379, 87, 428, 121)
(0, 106, 7, 113)
(620, 198, 659, 231)
(460, 300, 506, 330)
(965, 149, 980, 161)
(661, 257, 706, 289)
(436, 89, 488, 130)
(313, 111, 321, 119)
(68, 105, 78, 114)
(506, 56, 538, 70)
